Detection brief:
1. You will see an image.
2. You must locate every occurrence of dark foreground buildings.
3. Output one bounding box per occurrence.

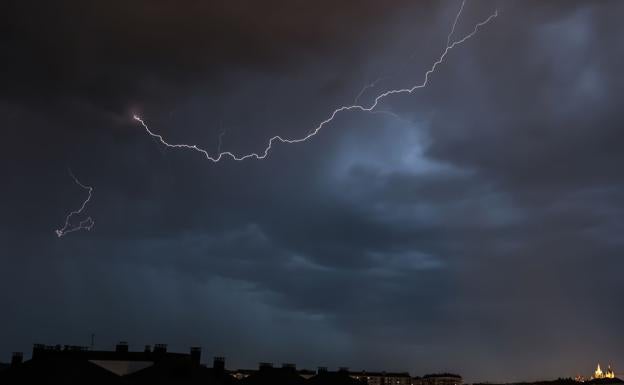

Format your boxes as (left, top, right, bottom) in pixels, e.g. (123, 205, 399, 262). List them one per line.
(0, 342, 463, 385)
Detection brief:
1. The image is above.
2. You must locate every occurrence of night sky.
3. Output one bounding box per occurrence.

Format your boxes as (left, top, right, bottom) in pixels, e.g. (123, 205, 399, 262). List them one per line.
(2, 0, 623, 382)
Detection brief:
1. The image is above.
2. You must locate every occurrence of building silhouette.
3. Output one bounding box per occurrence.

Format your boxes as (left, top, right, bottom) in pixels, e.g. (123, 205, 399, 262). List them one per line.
(421, 373, 463, 385)
(349, 369, 412, 385)
(0, 341, 465, 385)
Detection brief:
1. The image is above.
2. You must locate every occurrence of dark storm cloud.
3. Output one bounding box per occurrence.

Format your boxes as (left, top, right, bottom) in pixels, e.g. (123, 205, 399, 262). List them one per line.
(2, 0, 431, 109)
(1, 0, 623, 382)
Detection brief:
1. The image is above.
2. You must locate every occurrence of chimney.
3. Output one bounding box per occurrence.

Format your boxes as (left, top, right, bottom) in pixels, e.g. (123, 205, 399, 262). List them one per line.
(115, 341, 129, 353)
(282, 363, 296, 372)
(32, 344, 45, 360)
(11, 352, 23, 367)
(213, 356, 225, 374)
(190, 347, 201, 365)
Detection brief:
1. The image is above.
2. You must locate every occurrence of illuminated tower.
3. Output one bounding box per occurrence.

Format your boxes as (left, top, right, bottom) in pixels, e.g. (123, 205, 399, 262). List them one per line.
(606, 365, 615, 379)
(595, 364, 604, 379)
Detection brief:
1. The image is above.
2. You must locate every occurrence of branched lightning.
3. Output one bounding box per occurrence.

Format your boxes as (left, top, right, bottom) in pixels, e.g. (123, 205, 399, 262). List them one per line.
(408, 0, 466, 63)
(353, 77, 385, 105)
(447, 0, 467, 48)
(133, 2, 497, 162)
(56, 170, 95, 238)
(216, 122, 227, 156)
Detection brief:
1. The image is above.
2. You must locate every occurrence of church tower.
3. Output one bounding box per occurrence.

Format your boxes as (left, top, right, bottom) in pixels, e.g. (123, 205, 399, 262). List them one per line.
(606, 365, 615, 379)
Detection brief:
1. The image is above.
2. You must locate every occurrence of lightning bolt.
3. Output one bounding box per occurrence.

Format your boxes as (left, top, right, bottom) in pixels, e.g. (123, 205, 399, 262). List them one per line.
(133, 2, 497, 162)
(55, 170, 94, 238)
